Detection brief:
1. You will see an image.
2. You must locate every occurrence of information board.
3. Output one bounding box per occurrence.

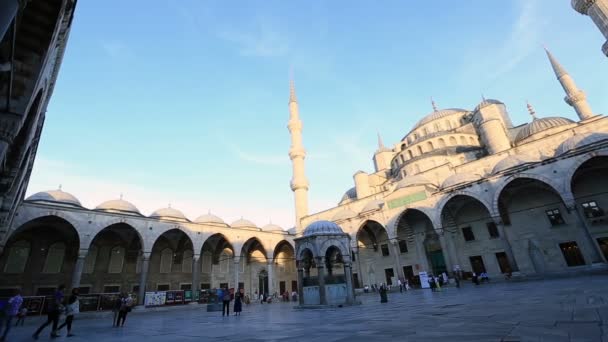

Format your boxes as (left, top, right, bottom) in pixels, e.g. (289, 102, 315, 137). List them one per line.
(418, 271, 430, 289)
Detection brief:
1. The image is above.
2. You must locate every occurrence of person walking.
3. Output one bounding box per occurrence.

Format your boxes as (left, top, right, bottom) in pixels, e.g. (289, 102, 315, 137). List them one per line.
(221, 287, 231, 317)
(112, 294, 123, 327)
(14, 306, 27, 326)
(1, 289, 23, 341)
(233, 288, 243, 316)
(57, 288, 79, 337)
(116, 293, 133, 327)
(33, 284, 65, 340)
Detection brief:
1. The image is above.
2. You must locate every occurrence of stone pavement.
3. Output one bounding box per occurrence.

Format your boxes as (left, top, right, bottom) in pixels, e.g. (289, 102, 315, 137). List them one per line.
(6, 275, 608, 342)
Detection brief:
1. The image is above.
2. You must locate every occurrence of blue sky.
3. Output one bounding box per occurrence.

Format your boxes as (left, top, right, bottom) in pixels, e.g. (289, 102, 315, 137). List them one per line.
(27, 0, 608, 228)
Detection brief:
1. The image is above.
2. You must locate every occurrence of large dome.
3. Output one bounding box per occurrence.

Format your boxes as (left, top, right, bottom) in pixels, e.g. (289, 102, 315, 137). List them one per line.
(492, 154, 539, 174)
(474, 99, 504, 112)
(261, 223, 284, 232)
(555, 132, 608, 156)
(395, 175, 436, 190)
(411, 108, 468, 131)
(441, 173, 482, 189)
(231, 218, 258, 229)
(150, 207, 188, 221)
(194, 213, 227, 225)
(515, 117, 575, 144)
(95, 199, 141, 215)
(26, 189, 82, 207)
(303, 220, 344, 236)
(340, 187, 357, 203)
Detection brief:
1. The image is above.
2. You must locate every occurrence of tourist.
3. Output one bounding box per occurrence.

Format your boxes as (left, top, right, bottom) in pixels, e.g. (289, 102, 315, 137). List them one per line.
(442, 272, 449, 285)
(291, 291, 298, 302)
(15, 306, 27, 326)
(112, 294, 123, 327)
(435, 276, 442, 292)
(379, 283, 388, 303)
(481, 272, 490, 283)
(472, 272, 480, 285)
(222, 287, 231, 316)
(33, 284, 65, 339)
(397, 279, 403, 293)
(454, 273, 461, 288)
(57, 288, 79, 337)
(233, 289, 243, 316)
(116, 293, 133, 327)
(428, 275, 436, 291)
(1, 289, 23, 341)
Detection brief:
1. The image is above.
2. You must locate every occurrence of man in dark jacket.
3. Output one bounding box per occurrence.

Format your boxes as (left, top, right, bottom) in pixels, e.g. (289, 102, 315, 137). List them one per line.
(33, 284, 65, 339)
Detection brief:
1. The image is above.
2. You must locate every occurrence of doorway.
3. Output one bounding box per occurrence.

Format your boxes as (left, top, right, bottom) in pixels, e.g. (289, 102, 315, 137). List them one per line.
(384, 268, 394, 285)
(469, 255, 486, 274)
(258, 269, 269, 295)
(559, 241, 586, 267)
(279, 281, 286, 294)
(495, 252, 512, 273)
(597, 238, 608, 261)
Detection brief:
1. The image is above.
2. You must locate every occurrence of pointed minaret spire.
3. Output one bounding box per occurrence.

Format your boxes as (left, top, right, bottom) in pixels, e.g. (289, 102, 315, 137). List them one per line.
(377, 132, 385, 149)
(288, 77, 309, 235)
(431, 97, 438, 112)
(526, 101, 538, 120)
(58, 184, 62, 191)
(544, 47, 594, 121)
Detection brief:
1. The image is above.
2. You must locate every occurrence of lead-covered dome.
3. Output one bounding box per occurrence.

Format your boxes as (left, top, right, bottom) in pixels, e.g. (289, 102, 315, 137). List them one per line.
(303, 220, 344, 236)
(95, 199, 141, 215)
(26, 189, 82, 208)
(555, 132, 608, 156)
(150, 207, 188, 221)
(441, 173, 482, 189)
(492, 154, 539, 174)
(261, 223, 284, 232)
(194, 213, 227, 226)
(231, 218, 259, 230)
(515, 117, 574, 144)
(474, 99, 504, 112)
(395, 175, 437, 190)
(340, 187, 357, 203)
(412, 108, 468, 131)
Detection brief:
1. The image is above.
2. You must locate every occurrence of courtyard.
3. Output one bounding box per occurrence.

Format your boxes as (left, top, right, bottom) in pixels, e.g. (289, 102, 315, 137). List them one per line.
(6, 275, 608, 342)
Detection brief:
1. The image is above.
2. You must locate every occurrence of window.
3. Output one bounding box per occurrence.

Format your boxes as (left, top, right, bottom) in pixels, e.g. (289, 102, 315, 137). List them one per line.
(486, 222, 500, 239)
(83, 245, 97, 274)
(384, 268, 395, 285)
(182, 250, 193, 273)
(103, 285, 120, 293)
(108, 246, 125, 273)
(423, 128, 429, 136)
(469, 255, 486, 274)
(160, 248, 173, 273)
(559, 242, 586, 267)
(545, 209, 565, 226)
(434, 122, 441, 131)
(449, 136, 457, 145)
(3, 240, 29, 273)
(351, 251, 356, 262)
(462, 227, 475, 241)
(398, 240, 408, 253)
(416, 146, 423, 155)
(438, 138, 446, 148)
(401, 143, 406, 151)
(582, 201, 604, 218)
(157, 284, 170, 291)
(460, 136, 467, 144)
(42, 243, 65, 274)
(201, 283, 211, 290)
(407, 150, 413, 159)
(180, 283, 192, 290)
(380, 244, 390, 256)
(495, 252, 512, 274)
(426, 141, 434, 151)
(469, 136, 476, 145)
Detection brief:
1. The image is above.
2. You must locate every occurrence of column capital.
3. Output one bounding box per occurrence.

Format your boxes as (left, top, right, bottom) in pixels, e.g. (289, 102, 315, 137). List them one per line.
(142, 251, 152, 260)
(77, 249, 89, 258)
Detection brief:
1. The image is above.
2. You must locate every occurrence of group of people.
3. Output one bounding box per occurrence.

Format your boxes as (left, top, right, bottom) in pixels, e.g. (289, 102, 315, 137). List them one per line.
(0, 289, 26, 341)
(280, 291, 298, 302)
(32, 284, 80, 340)
(218, 287, 244, 317)
(471, 272, 490, 285)
(112, 293, 134, 327)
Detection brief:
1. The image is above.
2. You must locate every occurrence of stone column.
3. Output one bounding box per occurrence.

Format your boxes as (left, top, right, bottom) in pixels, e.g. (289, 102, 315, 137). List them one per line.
(234, 257, 240, 289)
(267, 260, 274, 296)
(192, 255, 201, 292)
(316, 257, 327, 305)
(390, 241, 404, 281)
(0, 0, 18, 41)
(343, 263, 355, 304)
(438, 233, 454, 274)
(138, 252, 151, 305)
(496, 222, 520, 271)
(71, 249, 88, 289)
(573, 204, 605, 263)
(414, 233, 430, 272)
(297, 268, 304, 305)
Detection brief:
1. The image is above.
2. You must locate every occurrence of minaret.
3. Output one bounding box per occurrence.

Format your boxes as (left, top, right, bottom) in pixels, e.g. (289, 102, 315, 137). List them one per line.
(288, 79, 309, 234)
(571, 0, 608, 57)
(545, 48, 594, 121)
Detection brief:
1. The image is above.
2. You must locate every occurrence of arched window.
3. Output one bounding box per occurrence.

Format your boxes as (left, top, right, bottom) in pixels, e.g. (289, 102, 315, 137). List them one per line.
(108, 246, 125, 273)
(460, 136, 467, 144)
(413, 133, 418, 140)
(445, 120, 452, 129)
(83, 245, 98, 274)
(438, 138, 446, 148)
(182, 250, 193, 273)
(417, 146, 423, 155)
(42, 243, 65, 274)
(401, 143, 406, 151)
(201, 251, 212, 274)
(426, 141, 434, 151)
(434, 123, 441, 131)
(423, 127, 429, 136)
(407, 150, 413, 159)
(160, 248, 173, 274)
(449, 136, 457, 145)
(469, 136, 476, 144)
(3, 240, 30, 273)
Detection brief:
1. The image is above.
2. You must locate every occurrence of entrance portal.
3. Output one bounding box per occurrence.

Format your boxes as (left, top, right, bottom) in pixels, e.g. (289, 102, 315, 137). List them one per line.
(258, 269, 268, 295)
(424, 232, 447, 275)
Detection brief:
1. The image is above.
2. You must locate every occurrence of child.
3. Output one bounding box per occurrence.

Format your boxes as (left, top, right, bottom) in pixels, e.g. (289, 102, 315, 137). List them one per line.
(15, 307, 28, 326)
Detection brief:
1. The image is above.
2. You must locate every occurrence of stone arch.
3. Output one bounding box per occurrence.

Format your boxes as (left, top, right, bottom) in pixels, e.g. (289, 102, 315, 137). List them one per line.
(356, 220, 390, 250)
(272, 240, 295, 261)
(88, 222, 145, 255)
(240, 237, 268, 263)
(200, 233, 234, 264)
(9, 211, 81, 247)
(416, 145, 423, 155)
(296, 242, 318, 261)
(426, 141, 434, 152)
(319, 239, 350, 261)
(387, 207, 440, 237)
(565, 150, 608, 197)
(437, 190, 497, 227)
(438, 138, 446, 148)
(407, 150, 413, 159)
(401, 143, 406, 151)
(460, 136, 467, 144)
(449, 136, 457, 145)
(88, 218, 148, 252)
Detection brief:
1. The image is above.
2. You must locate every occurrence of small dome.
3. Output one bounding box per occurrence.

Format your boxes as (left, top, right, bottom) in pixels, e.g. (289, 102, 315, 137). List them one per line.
(340, 187, 357, 203)
(95, 199, 141, 215)
(492, 154, 539, 174)
(287, 227, 296, 235)
(331, 209, 357, 221)
(515, 117, 575, 143)
(150, 207, 188, 221)
(194, 213, 227, 225)
(474, 99, 504, 112)
(361, 199, 384, 213)
(395, 175, 436, 190)
(261, 223, 284, 232)
(555, 132, 608, 156)
(231, 218, 258, 229)
(411, 108, 468, 131)
(26, 189, 82, 207)
(303, 220, 344, 236)
(441, 173, 482, 189)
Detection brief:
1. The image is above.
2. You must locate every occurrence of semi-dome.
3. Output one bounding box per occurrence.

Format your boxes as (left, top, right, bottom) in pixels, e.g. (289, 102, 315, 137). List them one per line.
(361, 199, 384, 213)
(474, 99, 504, 112)
(303, 220, 344, 236)
(441, 173, 482, 189)
(395, 175, 436, 190)
(331, 209, 357, 221)
(340, 187, 357, 203)
(411, 108, 468, 131)
(194, 213, 227, 225)
(231, 218, 258, 229)
(555, 132, 608, 156)
(492, 154, 539, 174)
(26, 189, 82, 207)
(95, 199, 141, 215)
(515, 117, 575, 143)
(150, 207, 188, 221)
(261, 223, 284, 232)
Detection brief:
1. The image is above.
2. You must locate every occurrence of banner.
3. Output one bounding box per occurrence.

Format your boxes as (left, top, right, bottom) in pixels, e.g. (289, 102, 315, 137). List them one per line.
(144, 291, 166, 307)
(419, 271, 430, 289)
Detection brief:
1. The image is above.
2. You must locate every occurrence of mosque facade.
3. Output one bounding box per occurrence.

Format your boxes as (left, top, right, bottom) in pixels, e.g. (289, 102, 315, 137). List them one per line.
(292, 49, 608, 288)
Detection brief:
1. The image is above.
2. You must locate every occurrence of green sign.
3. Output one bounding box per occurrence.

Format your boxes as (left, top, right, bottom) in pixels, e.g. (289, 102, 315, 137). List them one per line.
(387, 191, 427, 209)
